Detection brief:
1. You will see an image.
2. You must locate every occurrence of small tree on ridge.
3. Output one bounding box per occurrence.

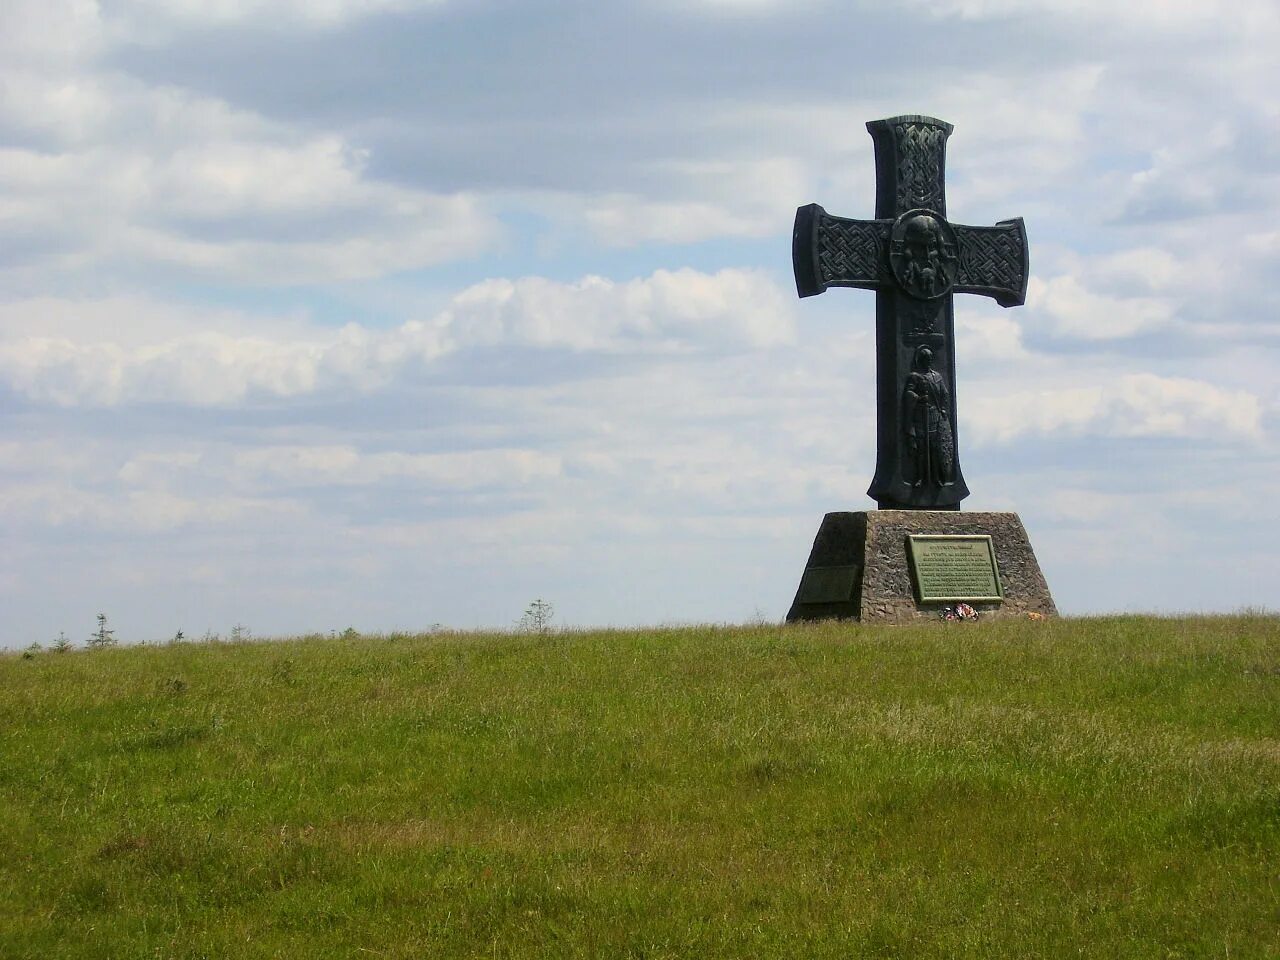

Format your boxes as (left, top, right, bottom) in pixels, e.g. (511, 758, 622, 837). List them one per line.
(518, 598, 555, 636)
(88, 613, 116, 648)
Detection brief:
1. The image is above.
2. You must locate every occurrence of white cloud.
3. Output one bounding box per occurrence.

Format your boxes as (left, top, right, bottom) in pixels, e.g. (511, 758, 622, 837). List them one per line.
(1085, 247, 1184, 295)
(906, 0, 1258, 30)
(578, 157, 808, 246)
(0, 480, 299, 532)
(968, 373, 1263, 445)
(1026, 275, 1175, 340)
(583, 197, 770, 247)
(0, 268, 795, 407)
(0, 295, 313, 345)
(955, 311, 1029, 362)
(435, 268, 795, 352)
(116, 0, 444, 31)
(0, 0, 102, 67)
(0, 5, 501, 287)
(227, 446, 562, 489)
(0, 333, 326, 406)
(662, 0, 819, 12)
(1113, 122, 1269, 225)
(0, 129, 499, 285)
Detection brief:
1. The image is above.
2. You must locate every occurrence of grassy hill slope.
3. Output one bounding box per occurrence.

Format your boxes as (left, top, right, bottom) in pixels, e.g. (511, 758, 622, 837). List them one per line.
(2, 615, 1278, 959)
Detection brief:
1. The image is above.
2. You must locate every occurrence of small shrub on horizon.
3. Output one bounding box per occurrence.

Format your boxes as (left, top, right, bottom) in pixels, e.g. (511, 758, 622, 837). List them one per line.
(517, 598, 555, 636)
(87, 613, 116, 649)
(50, 632, 72, 654)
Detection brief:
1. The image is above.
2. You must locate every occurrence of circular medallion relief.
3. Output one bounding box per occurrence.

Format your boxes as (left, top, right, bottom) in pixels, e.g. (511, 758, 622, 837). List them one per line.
(889, 208, 958, 300)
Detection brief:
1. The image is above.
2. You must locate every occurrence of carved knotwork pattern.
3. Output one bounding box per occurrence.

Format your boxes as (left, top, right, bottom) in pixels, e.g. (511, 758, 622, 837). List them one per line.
(955, 224, 1026, 296)
(894, 122, 947, 213)
(816, 217, 891, 287)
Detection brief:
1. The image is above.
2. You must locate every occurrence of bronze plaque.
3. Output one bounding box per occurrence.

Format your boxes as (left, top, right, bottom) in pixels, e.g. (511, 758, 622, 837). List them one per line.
(796, 565, 860, 604)
(906, 535, 1002, 603)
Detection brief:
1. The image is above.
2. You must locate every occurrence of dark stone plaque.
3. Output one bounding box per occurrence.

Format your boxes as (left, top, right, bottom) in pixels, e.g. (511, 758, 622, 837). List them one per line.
(796, 564, 860, 604)
(906, 534, 1002, 603)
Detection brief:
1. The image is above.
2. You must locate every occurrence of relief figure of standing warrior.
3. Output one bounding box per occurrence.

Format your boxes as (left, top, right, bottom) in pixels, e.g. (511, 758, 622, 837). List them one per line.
(902, 346, 955, 487)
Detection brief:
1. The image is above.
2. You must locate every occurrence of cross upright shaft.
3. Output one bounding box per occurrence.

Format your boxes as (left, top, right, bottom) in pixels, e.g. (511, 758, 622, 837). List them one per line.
(793, 115, 1029, 510)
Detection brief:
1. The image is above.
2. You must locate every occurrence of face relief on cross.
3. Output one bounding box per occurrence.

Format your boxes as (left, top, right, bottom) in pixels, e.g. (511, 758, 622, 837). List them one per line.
(792, 115, 1029, 510)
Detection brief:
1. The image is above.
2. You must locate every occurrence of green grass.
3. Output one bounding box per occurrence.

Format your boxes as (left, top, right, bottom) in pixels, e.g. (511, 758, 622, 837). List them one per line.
(2, 615, 1277, 959)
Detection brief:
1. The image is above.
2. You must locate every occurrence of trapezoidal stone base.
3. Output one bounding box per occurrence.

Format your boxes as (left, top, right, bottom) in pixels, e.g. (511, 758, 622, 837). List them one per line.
(785, 510, 1057, 624)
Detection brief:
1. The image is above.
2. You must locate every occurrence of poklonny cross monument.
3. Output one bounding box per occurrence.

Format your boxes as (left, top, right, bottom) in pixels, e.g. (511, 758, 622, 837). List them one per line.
(786, 115, 1057, 623)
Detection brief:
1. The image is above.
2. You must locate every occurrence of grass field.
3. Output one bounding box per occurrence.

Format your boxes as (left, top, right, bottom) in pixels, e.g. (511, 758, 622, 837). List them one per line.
(2, 615, 1277, 958)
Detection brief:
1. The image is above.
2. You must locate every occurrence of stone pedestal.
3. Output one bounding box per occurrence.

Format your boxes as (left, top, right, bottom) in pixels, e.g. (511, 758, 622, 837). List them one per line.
(786, 510, 1056, 624)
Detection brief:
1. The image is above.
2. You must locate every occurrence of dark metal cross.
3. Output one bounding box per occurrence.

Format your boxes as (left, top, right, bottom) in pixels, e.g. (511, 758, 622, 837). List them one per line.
(793, 114, 1029, 510)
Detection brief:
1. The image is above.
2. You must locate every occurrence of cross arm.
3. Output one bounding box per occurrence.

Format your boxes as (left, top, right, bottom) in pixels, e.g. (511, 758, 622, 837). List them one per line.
(952, 218, 1029, 308)
(792, 203, 892, 298)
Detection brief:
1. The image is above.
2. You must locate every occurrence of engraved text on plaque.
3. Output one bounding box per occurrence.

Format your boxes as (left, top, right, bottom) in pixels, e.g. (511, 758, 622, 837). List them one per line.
(906, 534, 1003, 603)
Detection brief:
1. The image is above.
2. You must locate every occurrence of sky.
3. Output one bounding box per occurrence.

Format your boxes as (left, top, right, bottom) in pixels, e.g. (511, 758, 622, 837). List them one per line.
(2, 0, 1278, 646)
